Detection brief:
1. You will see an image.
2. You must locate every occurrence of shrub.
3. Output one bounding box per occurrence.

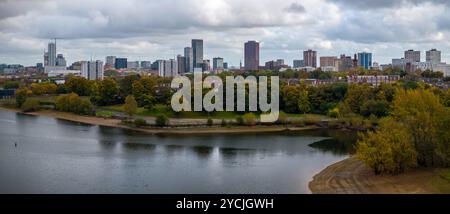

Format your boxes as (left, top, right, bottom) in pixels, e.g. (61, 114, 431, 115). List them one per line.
(242, 113, 257, 126)
(55, 93, 93, 115)
(156, 114, 168, 127)
(134, 118, 148, 127)
(20, 98, 40, 112)
(207, 118, 213, 126)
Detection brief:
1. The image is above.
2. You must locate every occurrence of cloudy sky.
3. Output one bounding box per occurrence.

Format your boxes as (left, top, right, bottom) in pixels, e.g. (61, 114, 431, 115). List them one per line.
(1, 0, 450, 66)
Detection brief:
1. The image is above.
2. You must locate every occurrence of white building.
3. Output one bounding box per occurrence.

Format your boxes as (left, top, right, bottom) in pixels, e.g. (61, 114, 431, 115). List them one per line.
(294, 66, 315, 72)
(347, 75, 401, 87)
(371, 62, 380, 70)
(81, 60, 104, 80)
(426, 49, 441, 65)
(105, 56, 116, 68)
(413, 62, 433, 71)
(56, 54, 66, 67)
(44, 66, 67, 74)
(47, 69, 81, 78)
(434, 63, 450, 77)
(158, 59, 178, 77)
(321, 66, 337, 72)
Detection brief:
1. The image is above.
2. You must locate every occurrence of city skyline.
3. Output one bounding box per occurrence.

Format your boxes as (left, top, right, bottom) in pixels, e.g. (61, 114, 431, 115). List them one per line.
(1, 0, 450, 66)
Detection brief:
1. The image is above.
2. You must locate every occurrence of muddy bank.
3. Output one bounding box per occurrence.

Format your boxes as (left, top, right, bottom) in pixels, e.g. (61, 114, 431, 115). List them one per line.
(309, 158, 447, 194)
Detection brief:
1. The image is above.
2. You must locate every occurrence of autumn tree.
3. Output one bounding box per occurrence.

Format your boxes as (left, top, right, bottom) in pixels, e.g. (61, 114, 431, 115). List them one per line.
(281, 85, 300, 113)
(91, 78, 120, 106)
(124, 95, 138, 117)
(341, 83, 374, 115)
(132, 77, 157, 109)
(118, 74, 140, 98)
(65, 76, 92, 96)
(298, 90, 311, 114)
(15, 87, 32, 107)
(391, 89, 450, 166)
(356, 117, 417, 175)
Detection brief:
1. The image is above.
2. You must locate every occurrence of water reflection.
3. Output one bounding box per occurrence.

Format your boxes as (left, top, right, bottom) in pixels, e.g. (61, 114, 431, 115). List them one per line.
(308, 130, 358, 155)
(122, 143, 156, 151)
(0, 110, 357, 194)
(190, 146, 214, 160)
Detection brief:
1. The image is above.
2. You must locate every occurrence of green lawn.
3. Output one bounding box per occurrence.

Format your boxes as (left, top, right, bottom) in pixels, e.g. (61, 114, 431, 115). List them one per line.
(100, 104, 331, 120)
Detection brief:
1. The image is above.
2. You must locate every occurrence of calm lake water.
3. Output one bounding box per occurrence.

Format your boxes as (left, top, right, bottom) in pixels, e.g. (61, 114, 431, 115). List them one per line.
(0, 110, 356, 194)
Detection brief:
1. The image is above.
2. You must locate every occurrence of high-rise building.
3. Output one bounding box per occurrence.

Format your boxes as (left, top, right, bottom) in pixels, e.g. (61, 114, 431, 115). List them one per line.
(48, 42, 57, 67)
(177, 55, 186, 76)
(405, 49, 420, 62)
(337, 54, 353, 71)
(184, 47, 193, 73)
(44, 51, 49, 66)
(127, 61, 139, 70)
(213, 57, 224, 71)
(151, 61, 160, 70)
(357, 52, 372, 69)
(81, 60, 104, 80)
(293, 60, 304, 68)
(115, 58, 127, 69)
(320, 56, 338, 68)
(353, 54, 358, 68)
(203, 59, 210, 71)
(192, 39, 203, 69)
(392, 58, 407, 69)
(244, 41, 260, 70)
(223, 62, 228, 70)
(36, 63, 43, 69)
(158, 59, 178, 77)
(140, 61, 152, 69)
(105, 56, 116, 68)
(276, 59, 284, 66)
(56, 54, 66, 67)
(426, 49, 441, 65)
(303, 49, 317, 68)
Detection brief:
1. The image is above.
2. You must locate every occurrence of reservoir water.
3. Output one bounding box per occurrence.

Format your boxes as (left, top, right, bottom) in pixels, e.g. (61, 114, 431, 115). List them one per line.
(0, 110, 356, 194)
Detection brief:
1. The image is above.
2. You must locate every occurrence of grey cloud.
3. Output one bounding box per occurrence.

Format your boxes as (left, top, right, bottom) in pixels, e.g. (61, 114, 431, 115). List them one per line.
(0, 0, 313, 40)
(285, 2, 306, 13)
(328, 0, 450, 10)
(0, 0, 49, 19)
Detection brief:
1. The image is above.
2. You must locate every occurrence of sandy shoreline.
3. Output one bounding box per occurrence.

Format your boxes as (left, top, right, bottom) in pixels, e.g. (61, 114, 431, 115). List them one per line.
(309, 157, 448, 194)
(0, 107, 320, 135)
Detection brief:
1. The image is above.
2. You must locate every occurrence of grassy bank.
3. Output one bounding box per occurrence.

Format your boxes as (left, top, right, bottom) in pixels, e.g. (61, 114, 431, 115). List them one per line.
(0, 107, 322, 135)
(309, 158, 450, 194)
